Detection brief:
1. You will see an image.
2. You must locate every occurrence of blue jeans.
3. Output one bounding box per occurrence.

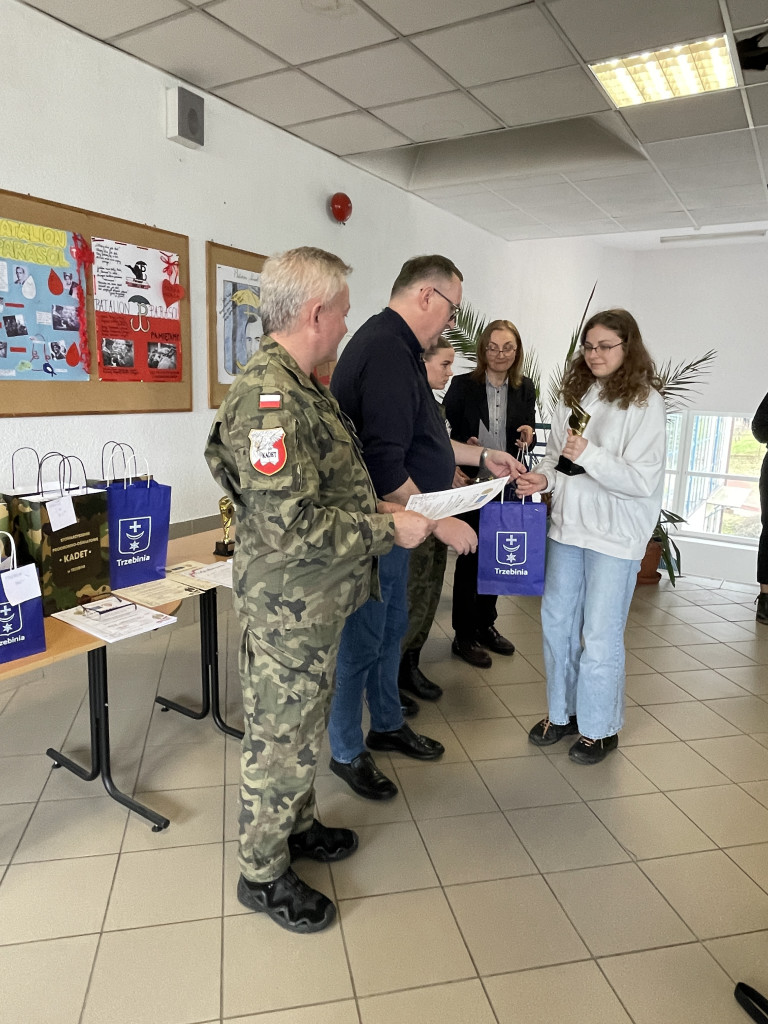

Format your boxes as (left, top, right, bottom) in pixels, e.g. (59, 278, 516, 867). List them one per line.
(541, 539, 639, 740)
(328, 545, 409, 762)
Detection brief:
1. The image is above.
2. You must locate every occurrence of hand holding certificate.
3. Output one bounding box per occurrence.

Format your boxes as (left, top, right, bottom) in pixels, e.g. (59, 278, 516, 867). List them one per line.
(405, 476, 509, 520)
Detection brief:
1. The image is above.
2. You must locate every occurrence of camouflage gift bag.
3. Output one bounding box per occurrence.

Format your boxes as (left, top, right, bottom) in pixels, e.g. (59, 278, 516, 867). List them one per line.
(0, 532, 46, 664)
(12, 457, 110, 616)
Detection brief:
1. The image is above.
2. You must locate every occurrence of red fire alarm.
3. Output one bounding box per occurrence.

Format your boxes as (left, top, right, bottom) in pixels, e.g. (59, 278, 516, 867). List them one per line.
(329, 192, 353, 224)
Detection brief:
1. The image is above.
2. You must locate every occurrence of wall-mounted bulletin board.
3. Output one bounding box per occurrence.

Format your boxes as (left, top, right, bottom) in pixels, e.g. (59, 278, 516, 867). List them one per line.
(206, 240, 266, 409)
(0, 188, 191, 417)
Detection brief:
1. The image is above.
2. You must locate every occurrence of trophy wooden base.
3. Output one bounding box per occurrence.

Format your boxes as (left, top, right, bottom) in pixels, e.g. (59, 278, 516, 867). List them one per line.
(556, 456, 586, 477)
(213, 540, 234, 557)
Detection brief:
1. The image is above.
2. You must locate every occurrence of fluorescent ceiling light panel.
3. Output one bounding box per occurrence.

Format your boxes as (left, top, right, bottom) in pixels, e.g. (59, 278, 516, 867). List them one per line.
(590, 36, 736, 107)
(659, 230, 766, 243)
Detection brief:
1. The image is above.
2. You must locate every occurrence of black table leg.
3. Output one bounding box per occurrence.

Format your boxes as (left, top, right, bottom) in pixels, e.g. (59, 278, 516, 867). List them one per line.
(155, 588, 243, 740)
(47, 646, 170, 831)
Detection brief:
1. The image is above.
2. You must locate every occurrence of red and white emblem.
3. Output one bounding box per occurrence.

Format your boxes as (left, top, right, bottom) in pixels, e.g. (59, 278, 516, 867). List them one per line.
(249, 427, 287, 475)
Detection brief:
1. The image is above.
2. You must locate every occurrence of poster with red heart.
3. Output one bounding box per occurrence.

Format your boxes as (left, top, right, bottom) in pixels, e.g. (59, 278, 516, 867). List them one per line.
(92, 237, 185, 382)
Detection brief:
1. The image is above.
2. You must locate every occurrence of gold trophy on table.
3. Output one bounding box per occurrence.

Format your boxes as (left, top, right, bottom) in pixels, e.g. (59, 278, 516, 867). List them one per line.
(555, 399, 590, 477)
(214, 496, 235, 557)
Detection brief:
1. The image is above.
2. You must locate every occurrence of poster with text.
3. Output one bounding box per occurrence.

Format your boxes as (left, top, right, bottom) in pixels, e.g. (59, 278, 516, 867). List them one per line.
(0, 217, 88, 382)
(216, 263, 262, 385)
(92, 238, 183, 383)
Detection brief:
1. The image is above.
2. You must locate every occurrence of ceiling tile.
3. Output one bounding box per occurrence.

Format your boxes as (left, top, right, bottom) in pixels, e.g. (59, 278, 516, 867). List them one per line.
(438, 193, 518, 215)
(520, 200, 612, 222)
(646, 129, 757, 167)
(546, 0, 724, 62)
(621, 91, 749, 143)
(556, 220, 624, 235)
(676, 183, 768, 208)
(362, 0, 528, 35)
(480, 172, 568, 189)
(662, 160, 764, 188)
(618, 212, 697, 230)
(472, 67, 610, 127)
(414, 182, 494, 199)
(746, 83, 768, 124)
(726, 0, 768, 30)
(576, 172, 675, 203)
(373, 92, 500, 142)
(304, 41, 454, 106)
(411, 7, 576, 88)
(23, 0, 185, 38)
(492, 182, 590, 205)
(210, 0, 394, 63)
(115, 11, 284, 88)
(290, 112, 411, 154)
(215, 70, 354, 125)
(696, 203, 768, 223)
(462, 209, 552, 230)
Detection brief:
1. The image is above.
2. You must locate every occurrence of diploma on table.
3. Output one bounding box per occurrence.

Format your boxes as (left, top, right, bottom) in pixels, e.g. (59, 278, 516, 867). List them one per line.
(406, 476, 509, 519)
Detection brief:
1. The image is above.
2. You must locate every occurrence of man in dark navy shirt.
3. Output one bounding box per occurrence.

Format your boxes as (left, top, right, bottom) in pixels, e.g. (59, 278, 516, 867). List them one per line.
(327, 255, 523, 800)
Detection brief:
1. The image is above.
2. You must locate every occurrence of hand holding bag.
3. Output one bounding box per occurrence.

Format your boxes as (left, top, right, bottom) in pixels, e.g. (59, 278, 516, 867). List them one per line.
(477, 478, 547, 596)
(0, 532, 46, 664)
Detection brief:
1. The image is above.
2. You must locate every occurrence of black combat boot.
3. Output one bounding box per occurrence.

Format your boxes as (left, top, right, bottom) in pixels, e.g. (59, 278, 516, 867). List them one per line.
(237, 868, 336, 933)
(398, 648, 442, 700)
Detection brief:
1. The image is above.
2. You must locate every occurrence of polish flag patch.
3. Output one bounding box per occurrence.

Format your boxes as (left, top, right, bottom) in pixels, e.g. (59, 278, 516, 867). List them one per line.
(249, 427, 287, 475)
(259, 393, 282, 409)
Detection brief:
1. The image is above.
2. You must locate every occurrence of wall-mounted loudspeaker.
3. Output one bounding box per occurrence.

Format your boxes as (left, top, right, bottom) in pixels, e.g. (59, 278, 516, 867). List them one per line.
(166, 87, 205, 149)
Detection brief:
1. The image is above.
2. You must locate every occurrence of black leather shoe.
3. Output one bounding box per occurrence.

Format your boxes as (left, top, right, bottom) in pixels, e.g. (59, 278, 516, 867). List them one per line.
(329, 752, 398, 800)
(399, 689, 420, 718)
(288, 819, 358, 863)
(452, 637, 492, 668)
(398, 649, 443, 700)
(366, 723, 444, 761)
(476, 625, 515, 655)
(528, 715, 579, 746)
(569, 733, 618, 765)
(757, 593, 768, 624)
(237, 868, 335, 933)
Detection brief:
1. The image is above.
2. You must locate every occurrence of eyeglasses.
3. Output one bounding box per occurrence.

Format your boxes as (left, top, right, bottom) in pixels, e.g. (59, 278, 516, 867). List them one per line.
(487, 344, 517, 356)
(432, 287, 461, 323)
(581, 341, 625, 354)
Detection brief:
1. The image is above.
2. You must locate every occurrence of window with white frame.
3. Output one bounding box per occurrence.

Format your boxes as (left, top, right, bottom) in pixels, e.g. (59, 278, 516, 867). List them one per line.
(664, 412, 763, 543)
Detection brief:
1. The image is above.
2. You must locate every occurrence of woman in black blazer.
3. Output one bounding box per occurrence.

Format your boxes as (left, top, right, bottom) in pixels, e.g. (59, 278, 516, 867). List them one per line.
(443, 319, 536, 667)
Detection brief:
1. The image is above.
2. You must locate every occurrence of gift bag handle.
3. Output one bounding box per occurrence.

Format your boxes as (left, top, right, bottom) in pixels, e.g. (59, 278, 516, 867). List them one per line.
(101, 441, 135, 478)
(124, 454, 151, 489)
(58, 456, 88, 494)
(11, 447, 41, 490)
(36, 452, 67, 495)
(735, 983, 768, 1023)
(502, 443, 529, 506)
(0, 531, 17, 571)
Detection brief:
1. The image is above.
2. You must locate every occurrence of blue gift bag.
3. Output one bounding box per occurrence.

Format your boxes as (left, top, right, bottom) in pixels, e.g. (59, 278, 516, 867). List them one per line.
(0, 532, 46, 665)
(477, 497, 547, 596)
(106, 477, 171, 589)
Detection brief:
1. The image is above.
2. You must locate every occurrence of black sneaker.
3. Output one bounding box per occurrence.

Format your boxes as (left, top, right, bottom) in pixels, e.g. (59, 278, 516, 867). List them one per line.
(288, 819, 358, 863)
(528, 715, 579, 747)
(568, 734, 619, 765)
(237, 868, 336, 933)
(756, 593, 768, 624)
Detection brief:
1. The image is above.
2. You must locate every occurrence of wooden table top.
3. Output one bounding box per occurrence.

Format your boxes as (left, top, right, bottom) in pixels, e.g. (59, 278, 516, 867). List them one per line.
(0, 529, 228, 683)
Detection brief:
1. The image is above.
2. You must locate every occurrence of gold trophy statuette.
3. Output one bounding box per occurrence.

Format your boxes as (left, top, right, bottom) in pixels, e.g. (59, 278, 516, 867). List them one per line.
(556, 400, 591, 477)
(214, 496, 235, 557)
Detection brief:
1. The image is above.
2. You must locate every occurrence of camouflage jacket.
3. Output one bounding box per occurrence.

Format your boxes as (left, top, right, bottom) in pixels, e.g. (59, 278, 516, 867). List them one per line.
(205, 336, 395, 641)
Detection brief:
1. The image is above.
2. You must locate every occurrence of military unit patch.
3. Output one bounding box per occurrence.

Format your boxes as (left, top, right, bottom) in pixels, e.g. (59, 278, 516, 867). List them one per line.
(249, 427, 287, 475)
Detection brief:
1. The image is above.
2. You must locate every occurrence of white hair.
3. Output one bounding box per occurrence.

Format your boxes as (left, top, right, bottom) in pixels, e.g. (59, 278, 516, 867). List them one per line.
(260, 247, 352, 334)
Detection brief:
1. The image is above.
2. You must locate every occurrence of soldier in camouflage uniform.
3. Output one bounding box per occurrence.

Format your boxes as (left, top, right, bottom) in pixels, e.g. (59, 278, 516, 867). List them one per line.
(205, 247, 431, 934)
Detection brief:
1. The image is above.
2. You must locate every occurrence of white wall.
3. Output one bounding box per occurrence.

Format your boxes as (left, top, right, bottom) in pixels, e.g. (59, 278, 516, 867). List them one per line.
(1, 0, 535, 522)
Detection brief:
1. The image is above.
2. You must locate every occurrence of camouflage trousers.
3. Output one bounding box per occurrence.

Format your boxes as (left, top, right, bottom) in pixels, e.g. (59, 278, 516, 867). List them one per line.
(237, 623, 341, 883)
(402, 533, 448, 653)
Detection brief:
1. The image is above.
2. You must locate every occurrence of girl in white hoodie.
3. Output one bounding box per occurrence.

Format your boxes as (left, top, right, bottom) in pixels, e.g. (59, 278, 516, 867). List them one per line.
(516, 309, 666, 764)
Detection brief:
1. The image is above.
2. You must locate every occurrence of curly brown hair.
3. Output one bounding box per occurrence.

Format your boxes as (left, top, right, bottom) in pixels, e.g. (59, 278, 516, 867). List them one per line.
(561, 309, 658, 410)
(471, 319, 524, 388)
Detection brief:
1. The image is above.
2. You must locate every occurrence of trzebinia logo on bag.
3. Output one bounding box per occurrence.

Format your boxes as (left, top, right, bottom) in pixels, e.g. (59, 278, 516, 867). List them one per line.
(495, 531, 529, 576)
(117, 516, 152, 566)
(0, 601, 24, 644)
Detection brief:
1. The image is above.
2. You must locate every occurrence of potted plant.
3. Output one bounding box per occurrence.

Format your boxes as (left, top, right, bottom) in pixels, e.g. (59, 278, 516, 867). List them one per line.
(640, 349, 717, 585)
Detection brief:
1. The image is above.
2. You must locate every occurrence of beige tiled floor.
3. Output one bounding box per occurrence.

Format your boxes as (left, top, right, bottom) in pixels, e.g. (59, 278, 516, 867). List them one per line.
(1, 572, 767, 1023)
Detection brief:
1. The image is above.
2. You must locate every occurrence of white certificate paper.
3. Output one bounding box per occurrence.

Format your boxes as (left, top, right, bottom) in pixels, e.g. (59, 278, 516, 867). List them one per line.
(53, 596, 176, 643)
(406, 476, 509, 519)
